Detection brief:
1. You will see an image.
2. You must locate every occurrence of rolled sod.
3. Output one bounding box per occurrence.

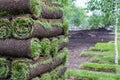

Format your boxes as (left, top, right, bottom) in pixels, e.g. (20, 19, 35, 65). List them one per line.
(50, 65, 67, 79)
(0, 38, 41, 59)
(11, 51, 67, 80)
(0, 18, 11, 39)
(41, 5, 63, 19)
(42, 0, 62, 7)
(39, 18, 64, 24)
(50, 37, 69, 57)
(0, 58, 10, 79)
(0, 0, 42, 18)
(12, 17, 64, 39)
(38, 66, 66, 80)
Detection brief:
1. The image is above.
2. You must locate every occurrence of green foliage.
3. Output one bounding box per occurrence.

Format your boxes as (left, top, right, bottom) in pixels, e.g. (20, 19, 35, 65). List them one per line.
(87, 0, 120, 28)
(71, 7, 88, 27)
(49, 0, 88, 27)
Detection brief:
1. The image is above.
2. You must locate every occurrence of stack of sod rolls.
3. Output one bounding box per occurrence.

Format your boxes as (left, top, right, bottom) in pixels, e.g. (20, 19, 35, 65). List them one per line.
(0, 0, 69, 80)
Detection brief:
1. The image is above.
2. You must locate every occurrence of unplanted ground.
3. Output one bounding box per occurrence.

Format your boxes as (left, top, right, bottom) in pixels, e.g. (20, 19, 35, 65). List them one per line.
(67, 29, 114, 70)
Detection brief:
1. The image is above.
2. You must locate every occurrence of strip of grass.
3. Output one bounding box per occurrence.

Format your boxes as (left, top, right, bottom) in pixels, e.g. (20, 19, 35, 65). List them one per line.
(67, 70, 119, 80)
(80, 51, 103, 57)
(80, 63, 117, 73)
(90, 42, 115, 51)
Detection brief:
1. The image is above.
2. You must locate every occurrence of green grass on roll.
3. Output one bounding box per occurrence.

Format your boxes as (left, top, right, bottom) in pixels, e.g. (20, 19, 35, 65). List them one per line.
(0, 58, 10, 79)
(0, 19, 11, 39)
(40, 38, 51, 57)
(30, 0, 43, 18)
(12, 17, 64, 39)
(31, 38, 41, 59)
(51, 38, 59, 57)
(11, 48, 68, 80)
(11, 60, 31, 80)
(0, 38, 41, 59)
(12, 17, 34, 39)
(0, 0, 42, 18)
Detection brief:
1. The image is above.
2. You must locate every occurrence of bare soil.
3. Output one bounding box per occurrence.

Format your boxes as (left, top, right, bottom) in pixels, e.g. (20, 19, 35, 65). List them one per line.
(67, 29, 114, 70)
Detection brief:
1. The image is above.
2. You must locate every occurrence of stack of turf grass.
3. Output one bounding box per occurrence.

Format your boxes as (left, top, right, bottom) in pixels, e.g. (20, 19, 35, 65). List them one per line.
(0, 0, 69, 80)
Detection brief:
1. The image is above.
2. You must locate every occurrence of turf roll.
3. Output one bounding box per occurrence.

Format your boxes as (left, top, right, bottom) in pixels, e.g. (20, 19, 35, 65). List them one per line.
(42, 0, 62, 7)
(38, 66, 66, 80)
(11, 51, 66, 80)
(0, 0, 42, 18)
(0, 58, 10, 79)
(41, 5, 63, 19)
(0, 18, 11, 39)
(12, 17, 34, 39)
(50, 65, 67, 80)
(58, 37, 69, 50)
(12, 17, 64, 39)
(0, 38, 41, 59)
(39, 18, 64, 24)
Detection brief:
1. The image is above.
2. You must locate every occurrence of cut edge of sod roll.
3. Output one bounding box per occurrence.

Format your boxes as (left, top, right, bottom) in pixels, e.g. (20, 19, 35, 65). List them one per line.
(0, 38, 41, 59)
(11, 59, 31, 80)
(0, 58, 10, 79)
(0, 18, 11, 39)
(30, 0, 43, 18)
(12, 17, 34, 39)
(0, 0, 43, 18)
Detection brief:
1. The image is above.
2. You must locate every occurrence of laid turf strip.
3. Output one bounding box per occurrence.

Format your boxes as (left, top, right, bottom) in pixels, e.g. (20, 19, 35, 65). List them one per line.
(12, 17, 64, 39)
(0, 0, 42, 18)
(0, 18, 11, 39)
(11, 50, 67, 80)
(0, 58, 10, 79)
(0, 38, 41, 59)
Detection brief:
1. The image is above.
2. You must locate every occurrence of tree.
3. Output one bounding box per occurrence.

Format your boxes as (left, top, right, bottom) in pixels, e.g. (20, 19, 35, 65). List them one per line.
(86, 0, 119, 28)
(87, 0, 120, 65)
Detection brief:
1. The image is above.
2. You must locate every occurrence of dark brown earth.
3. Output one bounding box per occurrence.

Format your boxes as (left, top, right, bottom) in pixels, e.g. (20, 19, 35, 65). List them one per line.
(67, 29, 114, 70)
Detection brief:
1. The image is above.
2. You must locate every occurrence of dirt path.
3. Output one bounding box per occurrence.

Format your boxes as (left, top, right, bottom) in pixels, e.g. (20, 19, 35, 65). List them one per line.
(67, 29, 114, 70)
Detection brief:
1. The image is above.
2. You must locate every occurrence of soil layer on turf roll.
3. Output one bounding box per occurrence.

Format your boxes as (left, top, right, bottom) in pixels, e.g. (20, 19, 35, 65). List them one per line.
(0, 38, 41, 59)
